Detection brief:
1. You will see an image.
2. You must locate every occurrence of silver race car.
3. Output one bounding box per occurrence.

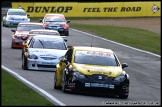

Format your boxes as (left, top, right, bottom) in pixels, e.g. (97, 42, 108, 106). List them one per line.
(22, 35, 68, 71)
(3, 8, 30, 27)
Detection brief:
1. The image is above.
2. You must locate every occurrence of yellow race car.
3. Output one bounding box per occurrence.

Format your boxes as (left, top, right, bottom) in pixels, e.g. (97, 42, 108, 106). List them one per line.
(54, 46, 129, 99)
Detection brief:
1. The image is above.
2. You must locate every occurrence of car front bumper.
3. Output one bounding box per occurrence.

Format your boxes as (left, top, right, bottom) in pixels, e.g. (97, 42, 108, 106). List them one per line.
(27, 59, 58, 71)
(11, 39, 23, 48)
(5, 20, 29, 26)
(45, 26, 68, 36)
(65, 75, 129, 96)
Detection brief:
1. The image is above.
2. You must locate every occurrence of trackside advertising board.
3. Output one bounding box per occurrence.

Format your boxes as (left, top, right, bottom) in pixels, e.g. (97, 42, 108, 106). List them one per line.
(12, 2, 160, 17)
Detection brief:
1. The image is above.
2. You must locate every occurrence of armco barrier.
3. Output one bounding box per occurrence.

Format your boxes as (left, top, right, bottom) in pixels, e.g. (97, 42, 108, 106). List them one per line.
(12, 2, 160, 17)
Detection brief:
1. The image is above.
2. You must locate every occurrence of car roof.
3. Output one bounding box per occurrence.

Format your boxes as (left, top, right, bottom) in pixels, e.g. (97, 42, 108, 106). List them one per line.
(71, 46, 114, 53)
(8, 8, 25, 12)
(30, 29, 59, 33)
(33, 35, 63, 39)
(45, 13, 64, 16)
(18, 22, 43, 25)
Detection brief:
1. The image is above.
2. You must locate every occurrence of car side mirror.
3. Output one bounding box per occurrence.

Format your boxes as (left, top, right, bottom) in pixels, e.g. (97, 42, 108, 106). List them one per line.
(39, 19, 43, 23)
(63, 58, 68, 64)
(64, 39, 68, 42)
(21, 36, 28, 41)
(122, 63, 128, 69)
(11, 29, 16, 33)
(67, 20, 70, 23)
(22, 43, 28, 48)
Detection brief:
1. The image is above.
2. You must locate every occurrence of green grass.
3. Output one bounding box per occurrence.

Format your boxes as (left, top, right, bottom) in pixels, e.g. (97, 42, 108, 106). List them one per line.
(30, 17, 160, 55)
(70, 23, 160, 55)
(1, 69, 55, 106)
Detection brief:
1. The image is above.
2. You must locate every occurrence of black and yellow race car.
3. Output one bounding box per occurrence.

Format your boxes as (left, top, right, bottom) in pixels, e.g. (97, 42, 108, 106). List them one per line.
(54, 46, 129, 99)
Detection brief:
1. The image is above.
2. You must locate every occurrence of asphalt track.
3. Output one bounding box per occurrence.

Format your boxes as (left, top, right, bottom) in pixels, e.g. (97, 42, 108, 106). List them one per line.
(1, 25, 161, 106)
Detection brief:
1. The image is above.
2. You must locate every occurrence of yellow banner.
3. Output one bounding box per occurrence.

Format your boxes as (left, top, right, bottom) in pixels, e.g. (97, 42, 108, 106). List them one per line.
(12, 2, 161, 17)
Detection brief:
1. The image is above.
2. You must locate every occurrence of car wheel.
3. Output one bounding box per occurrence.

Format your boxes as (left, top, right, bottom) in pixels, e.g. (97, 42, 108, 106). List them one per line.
(61, 72, 68, 93)
(119, 94, 128, 99)
(11, 43, 14, 49)
(65, 31, 69, 36)
(22, 54, 28, 70)
(2, 22, 5, 27)
(54, 71, 61, 89)
(22, 48, 24, 59)
(118, 89, 129, 99)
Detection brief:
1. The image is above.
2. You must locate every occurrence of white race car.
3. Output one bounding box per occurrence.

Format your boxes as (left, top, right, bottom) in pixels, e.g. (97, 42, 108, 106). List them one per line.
(3, 8, 30, 27)
(22, 35, 68, 71)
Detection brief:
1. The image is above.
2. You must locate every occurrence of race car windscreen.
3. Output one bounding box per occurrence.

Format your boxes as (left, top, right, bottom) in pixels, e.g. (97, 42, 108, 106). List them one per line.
(17, 25, 44, 31)
(32, 37, 67, 50)
(30, 31, 60, 36)
(44, 15, 66, 22)
(8, 12, 26, 16)
(74, 51, 119, 66)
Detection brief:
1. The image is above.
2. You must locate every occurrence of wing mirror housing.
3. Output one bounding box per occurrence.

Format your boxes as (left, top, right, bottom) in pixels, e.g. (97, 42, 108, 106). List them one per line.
(22, 43, 28, 48)
(63, 58, 68, 64)
(11, 29, 16, 33)
(122, 63, 128, 69)
(21, 36, 28, 41)
(64, 39, 68, 42)
(39, 19, 43, 23)
(67, 20, 71, 23)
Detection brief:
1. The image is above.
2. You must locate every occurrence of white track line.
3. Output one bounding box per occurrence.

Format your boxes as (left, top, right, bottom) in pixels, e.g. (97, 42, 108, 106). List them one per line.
(1, 65, 66, 106)
(71, 28, 160, 58)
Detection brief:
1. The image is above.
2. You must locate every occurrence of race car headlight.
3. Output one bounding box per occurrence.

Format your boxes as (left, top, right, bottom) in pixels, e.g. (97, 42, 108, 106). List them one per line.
(28, 18, 30, 22)
(73, 70, 86, 79)
(23, 18, 28, 21)
(114, 71, 126, 82)
(7, 17, 14, 20)
(28, 54, 38, 59)
(14, 35, 21, 39)
(45, 25, 52, 29)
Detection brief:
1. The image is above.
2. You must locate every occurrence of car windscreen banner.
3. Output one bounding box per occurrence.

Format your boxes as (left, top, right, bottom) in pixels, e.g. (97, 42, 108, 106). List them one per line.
(12, 2, 160, 17)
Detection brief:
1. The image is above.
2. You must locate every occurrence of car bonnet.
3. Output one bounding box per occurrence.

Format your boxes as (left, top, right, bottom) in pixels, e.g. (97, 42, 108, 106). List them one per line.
(28, 48, 67, 59)
(72, 63, 123, 77)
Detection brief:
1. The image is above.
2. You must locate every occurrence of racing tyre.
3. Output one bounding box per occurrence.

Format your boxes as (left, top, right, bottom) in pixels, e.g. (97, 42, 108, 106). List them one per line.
(11, 43, 14, 49)
(61, 72, 68, 93)
(119, 90, 129, 99)
(119, 94, 128, 99)
(2, 22, 5, 27)
(54, 72, 61, 89)
(65, 31, 69, 36)
(22, 54, 28, 70)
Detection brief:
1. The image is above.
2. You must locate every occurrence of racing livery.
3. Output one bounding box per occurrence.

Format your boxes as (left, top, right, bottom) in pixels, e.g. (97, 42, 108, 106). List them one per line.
(11, 23, 44, 48)
(54, 46, 129, 99)
(39, 14, 70, 36)
(28, 29, 60, 36)
(3, 8, 30, 27)
(21, 29, 62, 58)
(22, 35, 67, 71)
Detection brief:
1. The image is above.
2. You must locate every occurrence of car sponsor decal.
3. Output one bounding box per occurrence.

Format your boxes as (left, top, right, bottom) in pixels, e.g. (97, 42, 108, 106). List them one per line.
(77, 51, 114, 58)
(85, 83, 114, 89)
(40, 54, 57, 58)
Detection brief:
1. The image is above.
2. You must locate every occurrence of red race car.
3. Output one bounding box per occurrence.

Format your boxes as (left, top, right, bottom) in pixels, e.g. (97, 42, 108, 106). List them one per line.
(11, 22, 44, 48)
(39, 14, 70, 36)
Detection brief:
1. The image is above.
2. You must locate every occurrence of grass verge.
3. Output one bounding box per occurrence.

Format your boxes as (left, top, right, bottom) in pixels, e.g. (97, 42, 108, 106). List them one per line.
(31, 17, 160, 55)
(1, 69, 54, 106)
(70, 23, 160, 55)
